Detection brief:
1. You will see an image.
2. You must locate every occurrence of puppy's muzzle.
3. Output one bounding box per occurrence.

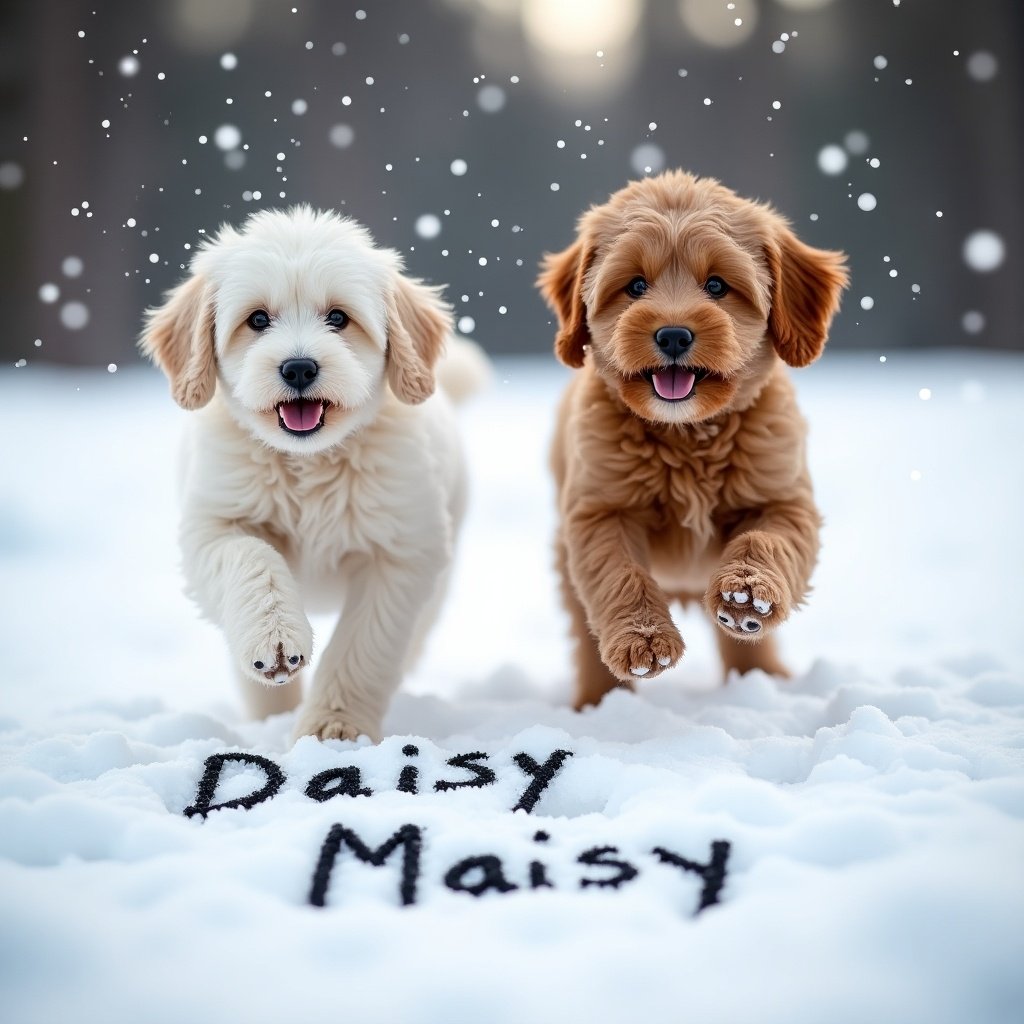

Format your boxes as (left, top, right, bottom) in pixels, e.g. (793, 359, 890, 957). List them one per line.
(648, 326, 707, 402)
(277, 358, 327, 436)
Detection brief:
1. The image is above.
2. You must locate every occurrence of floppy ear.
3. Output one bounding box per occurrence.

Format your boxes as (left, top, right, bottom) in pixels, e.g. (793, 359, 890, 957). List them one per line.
(385, 274, 451, 405)
(139, 274, 218, 410)
(537, 237, 592, 369)
(765, 227, 849, 368)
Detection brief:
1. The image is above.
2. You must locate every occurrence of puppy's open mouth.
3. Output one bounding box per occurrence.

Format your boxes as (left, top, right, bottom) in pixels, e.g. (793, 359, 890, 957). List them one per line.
(276, 399, 328, 436)
(643, 366, 713, 402)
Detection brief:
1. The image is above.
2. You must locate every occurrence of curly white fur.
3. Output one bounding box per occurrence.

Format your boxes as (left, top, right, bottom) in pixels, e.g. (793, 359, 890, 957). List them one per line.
(141, 206, 486, 742)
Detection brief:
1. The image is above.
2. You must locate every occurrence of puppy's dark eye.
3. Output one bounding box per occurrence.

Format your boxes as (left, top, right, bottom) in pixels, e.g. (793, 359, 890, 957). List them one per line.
(704, 276, 729, 299)
(247, 309, 271, 331)
(326, 308, 349, 330)
(625, 276, 649, 299)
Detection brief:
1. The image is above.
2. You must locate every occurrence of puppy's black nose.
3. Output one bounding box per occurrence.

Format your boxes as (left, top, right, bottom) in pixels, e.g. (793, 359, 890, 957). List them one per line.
(654, 326, 695, 360)
(279, 358, 319, 391)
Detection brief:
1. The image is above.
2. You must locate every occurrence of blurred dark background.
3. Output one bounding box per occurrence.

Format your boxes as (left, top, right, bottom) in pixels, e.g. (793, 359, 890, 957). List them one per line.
(1, 0, 1020, 366)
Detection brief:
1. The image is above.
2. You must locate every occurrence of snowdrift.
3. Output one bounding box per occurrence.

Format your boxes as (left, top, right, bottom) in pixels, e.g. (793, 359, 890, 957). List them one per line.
(1, 353, 1022, 1024)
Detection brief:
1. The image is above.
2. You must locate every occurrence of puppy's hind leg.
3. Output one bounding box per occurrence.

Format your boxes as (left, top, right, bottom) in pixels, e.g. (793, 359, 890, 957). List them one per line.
(674, 587, 789, 681)
(403, 454, 468, 675)
(714, 627, 789, 681)
(236, 667, 304, 719)
(557, 531, 629, 710)
(401, 564, 451, 675)
(294, 552, 443, 743)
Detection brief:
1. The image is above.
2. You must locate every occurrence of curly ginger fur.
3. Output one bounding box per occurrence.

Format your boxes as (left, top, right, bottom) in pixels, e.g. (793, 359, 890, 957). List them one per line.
(539, 171, 848, 708)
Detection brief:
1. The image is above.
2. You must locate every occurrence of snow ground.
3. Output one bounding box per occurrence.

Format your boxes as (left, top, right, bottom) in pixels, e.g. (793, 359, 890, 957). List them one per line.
(1, 352, 1023, 1024)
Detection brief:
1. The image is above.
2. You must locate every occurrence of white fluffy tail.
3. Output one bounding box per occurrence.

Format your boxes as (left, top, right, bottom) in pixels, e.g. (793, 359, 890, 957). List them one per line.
(437, 336, 491, 404)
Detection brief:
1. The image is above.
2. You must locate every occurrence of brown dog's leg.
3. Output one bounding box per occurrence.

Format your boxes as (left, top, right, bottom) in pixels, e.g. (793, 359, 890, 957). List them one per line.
(715, 628, 789, 679)
(557, 532, 628, 708)
(562, 510, 685, 688)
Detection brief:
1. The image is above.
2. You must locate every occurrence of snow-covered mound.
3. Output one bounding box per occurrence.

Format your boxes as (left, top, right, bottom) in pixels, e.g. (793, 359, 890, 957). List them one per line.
(1, 353, 1022, 1024)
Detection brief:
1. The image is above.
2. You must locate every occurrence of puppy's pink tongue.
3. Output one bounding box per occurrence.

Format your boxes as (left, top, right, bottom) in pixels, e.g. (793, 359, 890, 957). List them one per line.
(279, 399, 324, 431)
(652, 367, 696, 400)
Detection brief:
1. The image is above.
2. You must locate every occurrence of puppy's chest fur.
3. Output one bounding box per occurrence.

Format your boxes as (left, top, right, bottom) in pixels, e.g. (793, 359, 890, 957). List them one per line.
(617, 416, 738, 533)
(612, 417, 741, 589)
(565, 368, 806, 590)
(631, 416, 787, 592)
(189, 396, 447, 586)
(243, 447, 378, 575)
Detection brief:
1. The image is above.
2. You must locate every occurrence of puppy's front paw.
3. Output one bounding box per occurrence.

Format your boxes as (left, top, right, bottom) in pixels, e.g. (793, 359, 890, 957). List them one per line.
(235, 612, 313, 686)
(293, 708, 380, 744)
(708, 563, 789, 641)
(600, 619, 685, 681)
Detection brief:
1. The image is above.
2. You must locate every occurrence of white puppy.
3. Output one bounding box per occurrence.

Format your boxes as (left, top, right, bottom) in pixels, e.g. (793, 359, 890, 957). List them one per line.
(141, 206, 485, 742)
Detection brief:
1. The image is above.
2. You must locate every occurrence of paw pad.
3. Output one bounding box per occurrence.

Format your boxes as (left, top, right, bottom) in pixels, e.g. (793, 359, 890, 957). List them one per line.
(250, 643, 305, 684)
(714, 583, 780, 640)
(721, 589, 771, 614)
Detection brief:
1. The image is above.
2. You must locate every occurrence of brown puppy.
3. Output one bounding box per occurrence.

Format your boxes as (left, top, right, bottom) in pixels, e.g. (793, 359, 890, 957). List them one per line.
(539, 170, 849, 709)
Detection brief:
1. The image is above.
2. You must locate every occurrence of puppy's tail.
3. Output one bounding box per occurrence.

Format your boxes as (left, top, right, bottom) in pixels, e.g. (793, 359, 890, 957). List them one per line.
(437, 335, 491, 405)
